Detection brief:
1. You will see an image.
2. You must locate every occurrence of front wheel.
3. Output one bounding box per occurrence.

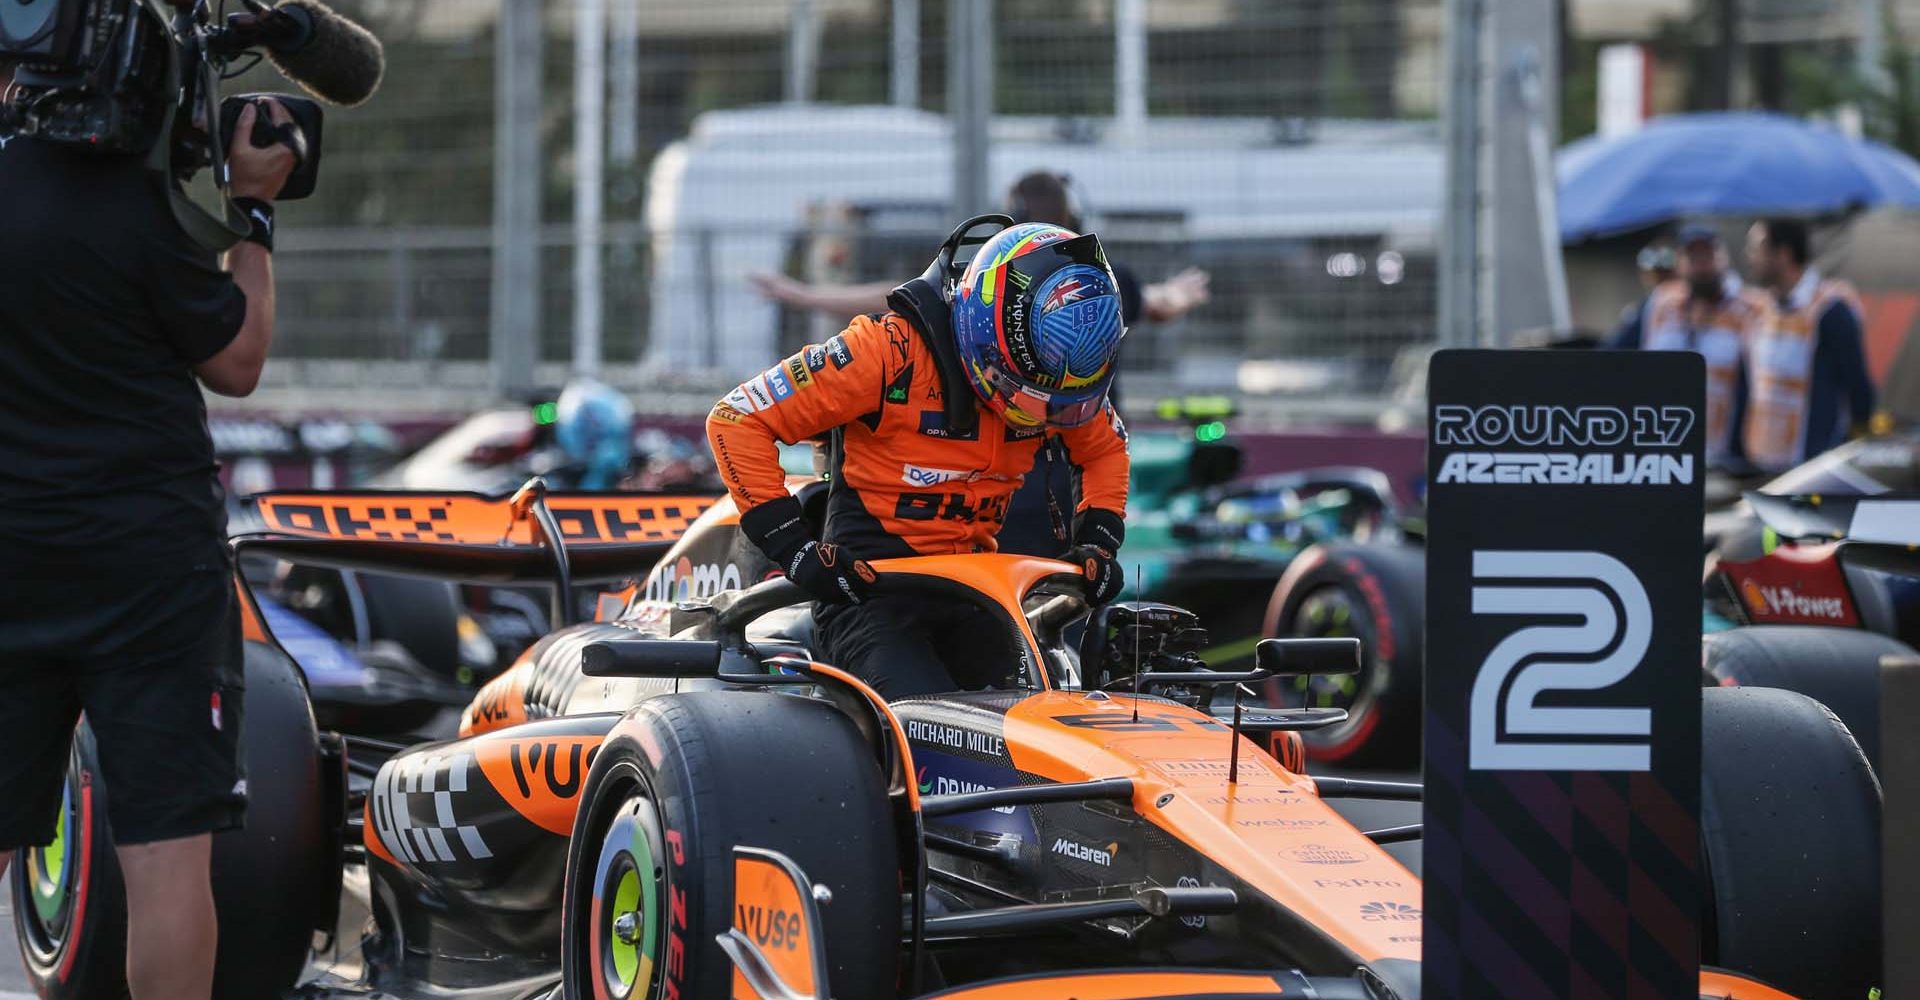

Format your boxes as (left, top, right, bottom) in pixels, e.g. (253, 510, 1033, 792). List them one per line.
(560, 692, 899, 1000)
(1264, 543, 1425, 767)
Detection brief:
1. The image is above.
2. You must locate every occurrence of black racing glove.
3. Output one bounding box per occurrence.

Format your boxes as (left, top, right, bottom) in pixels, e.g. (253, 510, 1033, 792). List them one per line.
(740, 496, 874, 606)
(1068, 508, 1127, 606)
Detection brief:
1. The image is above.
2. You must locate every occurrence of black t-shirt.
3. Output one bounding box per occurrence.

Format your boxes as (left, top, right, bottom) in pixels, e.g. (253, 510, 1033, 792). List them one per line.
(0, 132, 247, 577)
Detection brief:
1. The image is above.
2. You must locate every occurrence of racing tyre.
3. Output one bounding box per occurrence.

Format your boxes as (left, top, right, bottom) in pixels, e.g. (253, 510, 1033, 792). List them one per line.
(1703, 624, 1915, 767)
(12, 726, 129, 1000)
(9, 643, 329, 1000)
(1263, 542, 1424, 767)
(561, 692, 899, 1000)
(1700, 686, 1880, 1000)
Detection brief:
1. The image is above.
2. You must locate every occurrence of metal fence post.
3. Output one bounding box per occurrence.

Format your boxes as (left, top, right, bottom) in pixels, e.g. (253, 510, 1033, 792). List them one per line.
(1115, 0, 1148, 147)
(787, 0, 820, 104)
(491, 0, 544, 397)
(575, 0, 607, 376)
(610, 0, 640, 166)
(1438, 0, 1481, 348)
(949, 0, 994, 218)
(891, 0, 920, 109)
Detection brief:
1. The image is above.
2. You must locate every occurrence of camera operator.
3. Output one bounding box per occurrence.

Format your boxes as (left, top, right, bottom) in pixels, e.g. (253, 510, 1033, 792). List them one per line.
(0, 53, 297, 999)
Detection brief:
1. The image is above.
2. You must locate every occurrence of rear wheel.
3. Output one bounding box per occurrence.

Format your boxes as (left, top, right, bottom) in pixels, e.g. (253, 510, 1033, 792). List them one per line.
(1264, 543, 1425, 767)
(1703, 624, 1915, 767)
(561, 692, 899, 1000)
(9, 643, 329, 1000)
(1700, 686, 1880, 1000)
(12, 728, 129, 1000)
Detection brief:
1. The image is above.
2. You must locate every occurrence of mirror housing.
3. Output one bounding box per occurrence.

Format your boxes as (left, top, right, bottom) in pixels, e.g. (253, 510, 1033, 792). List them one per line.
(1254, 637, 1361, 677)
(582, 638, 722, 678)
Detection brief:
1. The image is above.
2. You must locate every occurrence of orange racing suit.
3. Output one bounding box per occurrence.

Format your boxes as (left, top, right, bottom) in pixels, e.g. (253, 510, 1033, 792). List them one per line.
(707, 312, 1130, 561)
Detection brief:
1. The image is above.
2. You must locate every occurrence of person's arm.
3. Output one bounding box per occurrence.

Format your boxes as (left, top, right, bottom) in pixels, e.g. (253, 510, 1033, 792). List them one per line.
(197, 242, 274, 396)
(1605, 298, 1645, 350)
(747, 273, 895, 319)
(1141, 266, 1210, 323)
(709, 318, 897, 603)
(195, 100, 297, 397)
(1057, 403, 1130, 523)
(1054, 403, 1131, 603)
(1819, 302, 1876, 430)
(707, 316, 893, 513)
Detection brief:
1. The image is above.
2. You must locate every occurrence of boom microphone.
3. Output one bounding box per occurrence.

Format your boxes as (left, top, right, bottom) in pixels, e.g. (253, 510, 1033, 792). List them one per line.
(258, 0, 386, 107)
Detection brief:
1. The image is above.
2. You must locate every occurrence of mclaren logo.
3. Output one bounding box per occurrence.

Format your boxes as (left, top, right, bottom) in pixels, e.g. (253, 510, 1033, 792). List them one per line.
(1469, 550, 1652, 772)
(1051, 837, 1117, 867)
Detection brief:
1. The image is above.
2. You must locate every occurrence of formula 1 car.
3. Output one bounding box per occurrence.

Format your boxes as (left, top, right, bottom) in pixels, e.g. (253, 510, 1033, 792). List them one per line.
(13, 480, 1878, 1000)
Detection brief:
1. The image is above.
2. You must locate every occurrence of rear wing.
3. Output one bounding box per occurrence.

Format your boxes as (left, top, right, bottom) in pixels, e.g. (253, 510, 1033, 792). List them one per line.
(233, 479, 721, 586)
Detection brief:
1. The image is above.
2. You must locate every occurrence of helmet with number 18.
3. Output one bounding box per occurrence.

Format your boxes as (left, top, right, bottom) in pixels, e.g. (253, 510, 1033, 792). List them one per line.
(951, 223, 1126, 430)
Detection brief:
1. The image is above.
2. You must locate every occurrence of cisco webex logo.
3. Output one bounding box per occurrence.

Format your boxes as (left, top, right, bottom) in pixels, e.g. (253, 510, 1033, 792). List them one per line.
(1469, 550, 1651, 772)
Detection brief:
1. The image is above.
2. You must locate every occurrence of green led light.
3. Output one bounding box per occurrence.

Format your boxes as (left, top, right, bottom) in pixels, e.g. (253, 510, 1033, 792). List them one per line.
(533, 401, 558, 425)
(1195, 421, 1227, 443)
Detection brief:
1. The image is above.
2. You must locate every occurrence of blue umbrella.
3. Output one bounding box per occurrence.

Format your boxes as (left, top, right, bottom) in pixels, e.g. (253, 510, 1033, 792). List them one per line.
(1558, 111, 1920, 242)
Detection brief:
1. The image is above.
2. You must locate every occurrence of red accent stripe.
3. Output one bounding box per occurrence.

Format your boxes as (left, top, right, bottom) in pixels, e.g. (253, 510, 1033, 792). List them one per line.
(57, 776, 93, 983)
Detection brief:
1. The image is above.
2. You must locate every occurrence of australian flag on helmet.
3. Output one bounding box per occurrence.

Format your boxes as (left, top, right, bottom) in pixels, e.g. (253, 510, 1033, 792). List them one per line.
(952, 223, 1125, 429)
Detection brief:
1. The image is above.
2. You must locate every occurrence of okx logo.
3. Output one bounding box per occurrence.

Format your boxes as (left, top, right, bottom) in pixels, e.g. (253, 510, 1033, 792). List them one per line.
(1469, 550, 1651, 772)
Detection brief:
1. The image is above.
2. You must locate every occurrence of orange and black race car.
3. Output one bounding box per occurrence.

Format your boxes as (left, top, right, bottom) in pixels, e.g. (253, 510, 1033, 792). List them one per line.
(12, 478, 1879, 1000)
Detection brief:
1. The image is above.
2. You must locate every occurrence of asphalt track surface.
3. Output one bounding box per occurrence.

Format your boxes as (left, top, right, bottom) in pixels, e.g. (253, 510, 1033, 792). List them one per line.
(1, 770, 1421, 996)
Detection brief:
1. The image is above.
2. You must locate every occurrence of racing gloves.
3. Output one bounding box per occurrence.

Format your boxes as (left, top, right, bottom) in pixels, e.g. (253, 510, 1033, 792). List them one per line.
(1068, 508, 1127, 606)
(740, 496, 875, 605)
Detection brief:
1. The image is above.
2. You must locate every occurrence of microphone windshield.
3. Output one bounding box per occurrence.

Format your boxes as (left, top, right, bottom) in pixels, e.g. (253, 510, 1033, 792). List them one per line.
(264, 0, 385, 107)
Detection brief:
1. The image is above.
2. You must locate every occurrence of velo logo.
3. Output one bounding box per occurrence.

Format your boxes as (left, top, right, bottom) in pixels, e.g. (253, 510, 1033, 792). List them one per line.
(1469, 550, 1651, 772)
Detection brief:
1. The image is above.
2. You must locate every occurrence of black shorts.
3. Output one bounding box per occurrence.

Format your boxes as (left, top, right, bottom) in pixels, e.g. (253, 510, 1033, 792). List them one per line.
(0, 563, 246, 848)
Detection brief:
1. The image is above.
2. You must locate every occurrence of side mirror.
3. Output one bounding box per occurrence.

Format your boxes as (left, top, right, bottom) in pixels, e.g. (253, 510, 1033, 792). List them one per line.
(582, 639, 722, 677)
(1255, 637, 1361, 677)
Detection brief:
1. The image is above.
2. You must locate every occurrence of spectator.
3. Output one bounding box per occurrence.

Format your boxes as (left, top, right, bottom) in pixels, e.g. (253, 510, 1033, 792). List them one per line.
(749, 171, 1210, 332)
(1742, 218, 1875, 471)
(1603, 239, 1676, 349)
(1614, 224, 1777, 469)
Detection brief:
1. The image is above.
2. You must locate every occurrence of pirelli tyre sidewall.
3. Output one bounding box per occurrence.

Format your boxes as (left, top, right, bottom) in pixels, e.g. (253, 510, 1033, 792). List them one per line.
(1264, 542, 1425, 767)
(561, 691, 899, 1000)
(1699, 686, 1881, 1000)
(1703, 624, 1915, 769)
(12, 726, 129, 1000)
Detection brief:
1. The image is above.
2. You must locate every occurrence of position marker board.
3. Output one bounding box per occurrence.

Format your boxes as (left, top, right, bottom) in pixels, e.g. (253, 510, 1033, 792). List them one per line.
(1423, 350, 1704, 999)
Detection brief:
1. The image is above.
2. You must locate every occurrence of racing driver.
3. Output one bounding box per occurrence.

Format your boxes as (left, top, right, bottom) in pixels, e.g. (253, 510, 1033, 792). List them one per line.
(707, 223, 1131, 697)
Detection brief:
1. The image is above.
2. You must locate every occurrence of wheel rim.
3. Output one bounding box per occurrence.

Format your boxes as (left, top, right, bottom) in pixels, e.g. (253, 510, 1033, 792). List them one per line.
(588, 789, 663, 1000)
(19, 763, 82, 961)
(1285, 587, 1380, 754)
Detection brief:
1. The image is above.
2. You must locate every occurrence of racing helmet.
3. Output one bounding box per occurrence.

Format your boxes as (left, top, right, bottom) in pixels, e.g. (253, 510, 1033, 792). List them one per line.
(553, 378, 635, 489)
(951, 223, 1125, 429)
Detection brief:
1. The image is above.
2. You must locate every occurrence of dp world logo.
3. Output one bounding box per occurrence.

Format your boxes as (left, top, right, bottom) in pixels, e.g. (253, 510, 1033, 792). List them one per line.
(1359, 901, 1421, 922)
